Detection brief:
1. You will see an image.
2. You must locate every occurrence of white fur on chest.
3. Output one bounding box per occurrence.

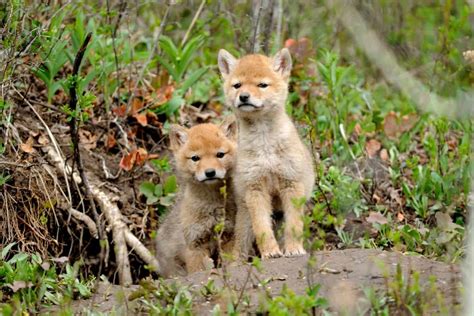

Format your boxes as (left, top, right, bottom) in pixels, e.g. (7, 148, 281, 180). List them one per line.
(237, 119, 301, 181)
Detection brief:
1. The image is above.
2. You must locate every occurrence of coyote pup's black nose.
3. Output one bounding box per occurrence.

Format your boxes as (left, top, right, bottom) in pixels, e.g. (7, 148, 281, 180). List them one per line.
(239, 93, 250, 103)
(205, 169, 216, 178)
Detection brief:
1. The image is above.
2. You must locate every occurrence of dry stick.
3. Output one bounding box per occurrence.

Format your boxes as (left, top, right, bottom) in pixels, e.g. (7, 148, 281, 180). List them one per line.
(251, 0, 264, 53)
(67, 32, 109, 278)
(106, 0, 127, 108)
(180, 0, 206, 47)
(126, 3, 171, 113)
(261, 0, 275, 55)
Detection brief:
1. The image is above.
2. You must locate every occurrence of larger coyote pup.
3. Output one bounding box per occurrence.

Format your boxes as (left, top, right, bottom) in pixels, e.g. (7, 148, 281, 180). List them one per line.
(218, 48, 314, 259)
(155, 121, 237, 277)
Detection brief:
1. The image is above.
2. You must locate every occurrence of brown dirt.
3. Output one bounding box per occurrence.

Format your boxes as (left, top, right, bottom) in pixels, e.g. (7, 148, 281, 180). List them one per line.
(56, 249, 461, 315)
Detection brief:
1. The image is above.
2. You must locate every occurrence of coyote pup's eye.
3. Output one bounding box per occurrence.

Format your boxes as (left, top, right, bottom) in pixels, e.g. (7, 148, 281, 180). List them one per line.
(190, 155, 200, 162)
(216, 152, 225, 158)
(233, 83, 241, 89)
(258, 83, 268, 88)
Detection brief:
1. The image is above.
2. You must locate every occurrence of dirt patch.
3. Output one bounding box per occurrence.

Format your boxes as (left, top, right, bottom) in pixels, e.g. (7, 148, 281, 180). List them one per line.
(58, 249, 461, 314)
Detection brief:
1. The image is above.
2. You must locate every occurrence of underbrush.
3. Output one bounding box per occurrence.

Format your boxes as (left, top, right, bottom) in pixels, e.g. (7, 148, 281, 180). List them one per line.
(0, 0, 472, 314)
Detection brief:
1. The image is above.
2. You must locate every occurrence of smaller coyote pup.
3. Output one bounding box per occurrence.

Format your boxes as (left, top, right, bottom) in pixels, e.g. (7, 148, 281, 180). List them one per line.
(218, 48, 314, 259)
(155, 121, 237, 277)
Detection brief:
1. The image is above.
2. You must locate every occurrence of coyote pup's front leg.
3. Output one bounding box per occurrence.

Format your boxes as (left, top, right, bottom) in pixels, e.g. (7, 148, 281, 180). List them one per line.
(245, 189, 283, 258)
(280, 181, 307, 256)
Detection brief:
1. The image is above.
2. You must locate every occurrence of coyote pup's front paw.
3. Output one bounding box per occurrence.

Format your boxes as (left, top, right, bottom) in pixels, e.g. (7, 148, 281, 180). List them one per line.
(260, 244, 283, 259)
(283, 243, 307, 257)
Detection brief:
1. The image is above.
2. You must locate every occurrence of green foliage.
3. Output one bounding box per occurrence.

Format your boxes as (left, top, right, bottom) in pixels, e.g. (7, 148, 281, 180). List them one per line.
(139, 175, 177, 214)
(259, 284, 328, 315)
(0, 243, 93, 314)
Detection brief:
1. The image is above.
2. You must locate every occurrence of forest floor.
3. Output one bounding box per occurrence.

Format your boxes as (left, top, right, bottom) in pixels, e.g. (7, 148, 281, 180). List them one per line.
(45, 249, 461, 315)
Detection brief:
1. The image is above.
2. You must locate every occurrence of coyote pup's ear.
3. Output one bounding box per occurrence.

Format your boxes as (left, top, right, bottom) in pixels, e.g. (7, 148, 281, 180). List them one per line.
(169, 125, 188, 151)
(218, 49, 237, 78)
(273, 48, 292, 79)
(219, 115, 238, 141)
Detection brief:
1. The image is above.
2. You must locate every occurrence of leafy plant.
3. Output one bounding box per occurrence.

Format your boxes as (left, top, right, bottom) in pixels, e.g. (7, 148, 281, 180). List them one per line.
(139, 175, 178, 214)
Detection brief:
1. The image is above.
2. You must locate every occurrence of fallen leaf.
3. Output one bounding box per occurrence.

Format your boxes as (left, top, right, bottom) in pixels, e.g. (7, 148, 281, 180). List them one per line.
(120, 150, 137, 171)
(51, 256, 69, 264)
(379, 148, 389, 161)
(366, 211, 388, 225)
(38, 134, 49, 145)
(112, 105, 127, 118)
(20, 136, 35, 153)
(79, 130, 97, 150)
(106, 132, 117, 149)
(400, 113, 417, 132)
(354, 123, 362, 136)
(153, 85, 175, 108)
(8, 280, 33, 292)
(397, 212, 405, 222)
(135, 147, 148, 166)
(383, 111, 398, 138)
(131, 98, 144, 115)
(365, 139, 381, 158)
(133, 112, 148, 126)
(41, 262, 51, 270)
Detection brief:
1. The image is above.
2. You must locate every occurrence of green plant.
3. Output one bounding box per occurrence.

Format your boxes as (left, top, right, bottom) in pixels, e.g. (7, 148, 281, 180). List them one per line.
(139, 175, 177, 215)
(0, 243, 93, 314)
(154, 35, 210, 116)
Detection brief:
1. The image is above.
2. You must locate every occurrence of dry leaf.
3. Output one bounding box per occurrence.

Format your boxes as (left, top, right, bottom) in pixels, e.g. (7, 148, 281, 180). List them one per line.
(133, 112, 148, 126)
(397, 212, 405, 222)
(135, 147, 148, 166)
(354, 123, 362, 136)
(400, 113, 417, 132)
(51, 256, 69, 264)
(38, 134, 49, 145)
(379, 148, 389, 161)
(8, 280, 33, 292)
(120, 150, 137, 171)
(106, 132, 117, 150)
(366, 211, 388, 225)
(112, 105, 127, 118)
(79, 130, 97, 150)
(20, 136, 35, 153)
(153, 85, 175, 108)
(383, 111, 398, 138)
(131, 98, 144, 115)
(365, 139, 381, 158)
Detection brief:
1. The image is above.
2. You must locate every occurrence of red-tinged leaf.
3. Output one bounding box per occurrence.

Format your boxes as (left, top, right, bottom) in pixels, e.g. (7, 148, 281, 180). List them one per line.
(133, 112, 148, 126)
(120, 150, 138, 171)
(135, 148, 148, 166)
(354, 123, 362, 136)
(380, 148, 389, 161)
(397, 212, 405, 222)
(20, 137, 35, 153)
(106, 132, 117, 149)
(154, 85, 175, 107)
(400, 113, 417, 132)
(366, 211, 388, 225)
(131, 98, 144, 115)
(365, 139, 381, 158)
(284, 38, 297, 49)
(112, 105, 127, 118)
(383, 111, 398, 138)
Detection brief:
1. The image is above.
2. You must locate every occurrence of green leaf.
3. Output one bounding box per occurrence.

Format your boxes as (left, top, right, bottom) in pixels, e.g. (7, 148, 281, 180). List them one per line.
(1, 242, 16, 260)
(155, 55, 179, 81)
(178, 67, 209, 95)
(154, 184, 163, 197)
(9, 252, 29, 264)
(164, 175, 177, 195)
(139, 181, 156, 199)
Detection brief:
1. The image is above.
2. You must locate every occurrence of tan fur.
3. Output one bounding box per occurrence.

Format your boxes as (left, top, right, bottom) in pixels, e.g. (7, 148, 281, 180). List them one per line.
(155, 121, 237, 277)
(218, 48, 314, 259)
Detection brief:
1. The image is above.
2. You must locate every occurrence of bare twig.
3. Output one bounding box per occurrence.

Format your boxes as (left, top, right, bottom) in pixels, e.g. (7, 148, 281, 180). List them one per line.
(251, 0, 264, 53)
(181, 0, 206, 47)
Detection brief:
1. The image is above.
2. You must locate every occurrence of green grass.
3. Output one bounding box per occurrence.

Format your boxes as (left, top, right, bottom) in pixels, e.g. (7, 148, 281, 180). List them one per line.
(0, 0, 472, 314)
